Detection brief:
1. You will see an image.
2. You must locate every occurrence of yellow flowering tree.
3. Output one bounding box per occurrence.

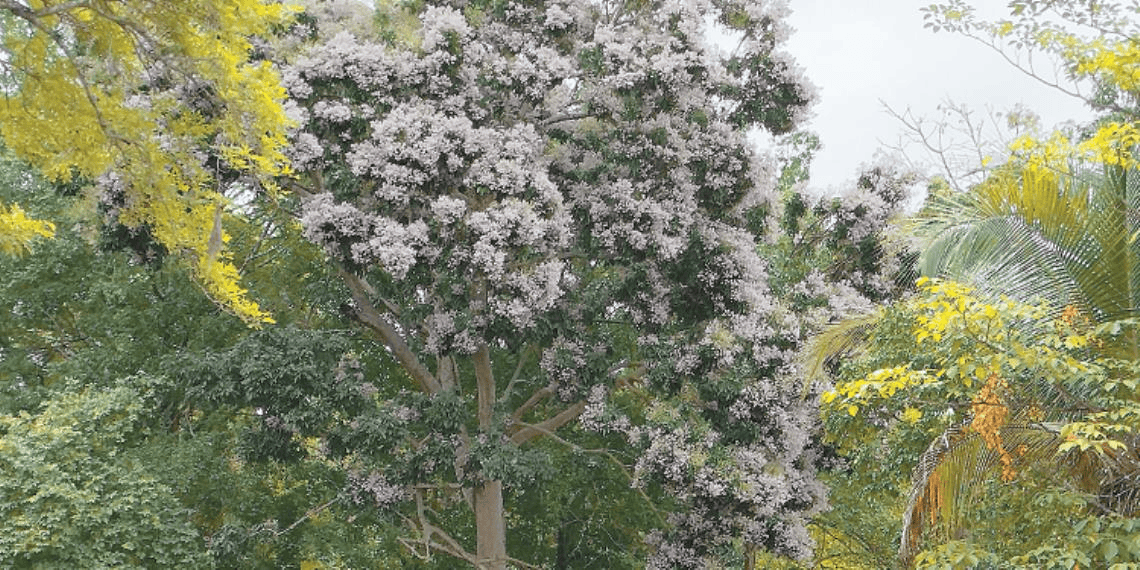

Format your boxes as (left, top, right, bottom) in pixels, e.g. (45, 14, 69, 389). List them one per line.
(807, 2, 1140, 567)
(924, 0, 1138, 169)
(821, 279, 1140, 567)
(919, 1, 1139, 321)
(0, 0, 297, 324)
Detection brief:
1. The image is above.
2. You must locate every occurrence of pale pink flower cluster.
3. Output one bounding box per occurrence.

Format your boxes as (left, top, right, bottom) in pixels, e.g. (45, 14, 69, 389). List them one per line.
(419, 6, 471, 52)
(793, 270, 877, 328)
(491, 260, 572, 329)
(423, 310, 458, 355)
(631, 426, 717, 493)
(577, 383, 633, 434)
(311, 100, 354, 123)
(347, 470, 407, 508)
(539, 337, 588, 400)
(300, 194, 429, 279)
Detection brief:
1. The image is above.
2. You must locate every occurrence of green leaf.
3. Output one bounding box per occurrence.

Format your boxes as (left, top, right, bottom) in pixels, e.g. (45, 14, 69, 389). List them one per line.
(1100, 539, 1119, 562)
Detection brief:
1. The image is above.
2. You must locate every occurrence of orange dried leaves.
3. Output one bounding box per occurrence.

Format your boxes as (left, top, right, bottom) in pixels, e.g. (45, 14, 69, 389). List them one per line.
(970, 373, 1016, 481)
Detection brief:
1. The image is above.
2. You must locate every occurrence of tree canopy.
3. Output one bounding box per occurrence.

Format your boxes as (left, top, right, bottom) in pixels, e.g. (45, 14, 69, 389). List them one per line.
(280, 0, 832, 566)
(0, 0, 296, 323)
(811, 1, 1140, 568)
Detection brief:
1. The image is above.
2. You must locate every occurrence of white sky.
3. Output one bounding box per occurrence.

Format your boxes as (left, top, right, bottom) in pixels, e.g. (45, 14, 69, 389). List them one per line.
(783, 0, 1095, 193)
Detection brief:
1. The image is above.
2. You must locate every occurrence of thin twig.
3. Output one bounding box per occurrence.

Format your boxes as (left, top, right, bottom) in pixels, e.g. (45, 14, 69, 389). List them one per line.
(512, 420, 667, 526)
(273, 497, 338, 537)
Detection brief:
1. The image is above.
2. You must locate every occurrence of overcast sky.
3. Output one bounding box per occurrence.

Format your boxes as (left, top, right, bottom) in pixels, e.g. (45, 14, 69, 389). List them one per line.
(783, 0, 1094, 193)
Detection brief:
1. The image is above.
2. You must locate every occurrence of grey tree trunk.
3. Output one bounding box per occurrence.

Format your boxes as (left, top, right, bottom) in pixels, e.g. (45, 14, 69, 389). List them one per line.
(473, 345, 507, 569)
(474, 480, 507, 569)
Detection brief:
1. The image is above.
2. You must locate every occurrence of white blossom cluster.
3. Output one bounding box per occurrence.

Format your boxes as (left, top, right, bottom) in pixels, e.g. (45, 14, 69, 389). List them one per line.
(780, 160, 919, 333)
(792, 269, 877, 328)
(619, 371, 825, 565)
(538, 337, 612, 401)
(347, 469, 407, 508)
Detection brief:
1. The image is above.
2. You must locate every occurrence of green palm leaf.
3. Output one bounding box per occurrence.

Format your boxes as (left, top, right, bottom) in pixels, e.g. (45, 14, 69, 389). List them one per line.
(915, 164, 1140, 326)
(898, 159, 1140, 566)
(899, 420, 1138, 566)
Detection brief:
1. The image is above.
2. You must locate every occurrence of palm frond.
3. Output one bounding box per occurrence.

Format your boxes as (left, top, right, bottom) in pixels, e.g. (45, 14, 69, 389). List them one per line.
(899, 419, 1140, 567)
(800, 310, 883, 391)
(912, 162, 1140, 327)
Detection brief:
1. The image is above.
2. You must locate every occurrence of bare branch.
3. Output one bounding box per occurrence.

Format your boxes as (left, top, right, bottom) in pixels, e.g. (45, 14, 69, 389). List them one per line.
(500, 346, 534, 402)
(273, 497, 338, 537)
(238, 217, 277, 274)
(881, 99, 1033, 192)
(540, 112, 594, 128)
(509, 386, 554, 425)
(339, 268, 442, 394)
(962, 30, 1091, 104)
(401, 488, 479, 565)
(508, 400, 587, 445)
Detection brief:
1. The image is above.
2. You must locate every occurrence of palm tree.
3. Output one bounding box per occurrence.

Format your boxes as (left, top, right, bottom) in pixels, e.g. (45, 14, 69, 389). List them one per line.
(896, 152, 1140, 565)
(915, 153, 1140, 350)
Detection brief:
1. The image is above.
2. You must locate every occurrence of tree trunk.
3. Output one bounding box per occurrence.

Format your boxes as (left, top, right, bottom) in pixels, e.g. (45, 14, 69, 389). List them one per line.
(472, 344, 507, 569)
(474, 479, 507, 569)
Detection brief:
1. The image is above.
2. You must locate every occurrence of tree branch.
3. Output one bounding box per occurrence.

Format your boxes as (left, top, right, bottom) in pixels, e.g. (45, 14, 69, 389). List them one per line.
(398, 536, 474, 565)
(238, 217, 276, 274)
(1, 0, 89, 20)
(273, 497, 338, 537)
(339, 268, 441, 394)
(400, 489, 479, 564)
(501, 346, 533, 402)
(437, 354, 458, 391)
(508, 400, 587, 445)
(964, 32, 1091, 104)
(509, 385, 554, 424)
(511, 419, 666, 526)
(541, 112, 594, 128)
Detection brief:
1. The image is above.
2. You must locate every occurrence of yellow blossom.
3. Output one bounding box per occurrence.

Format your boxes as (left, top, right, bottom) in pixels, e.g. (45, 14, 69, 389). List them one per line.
(0, 202, 55, 256)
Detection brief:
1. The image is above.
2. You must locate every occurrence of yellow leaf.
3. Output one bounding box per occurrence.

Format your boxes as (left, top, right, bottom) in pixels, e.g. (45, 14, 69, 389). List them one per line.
(0, 0, 294, 325)
(902, 407, 923, 424)
(0, 202, 55, 256)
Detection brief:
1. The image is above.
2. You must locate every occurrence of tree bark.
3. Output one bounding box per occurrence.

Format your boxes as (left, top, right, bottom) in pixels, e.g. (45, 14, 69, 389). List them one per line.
(474, 480, 507, 569)
(339, 269, 441, 394)
(472, 345, 507, 569)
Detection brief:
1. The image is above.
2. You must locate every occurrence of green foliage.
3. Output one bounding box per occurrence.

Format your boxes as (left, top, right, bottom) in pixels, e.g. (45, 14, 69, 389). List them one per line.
(765, 160, 918, 311)
(913, 541, 1000, 570)
(507, 437, 661, 568)
(810, 3, 1140, 567)
(820, 278, 1140, 568)
(0, 381, 212, 569)
(0, 150, 425, 567)
(0, 154, 248, 416)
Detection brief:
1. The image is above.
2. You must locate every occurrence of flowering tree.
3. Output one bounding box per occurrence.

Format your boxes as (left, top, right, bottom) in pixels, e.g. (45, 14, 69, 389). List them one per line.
(0, 0, 296, 323)
(822, 279, 1140, 568)
(922, 0, 1138, 171)
(282, 0, 823, 566)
